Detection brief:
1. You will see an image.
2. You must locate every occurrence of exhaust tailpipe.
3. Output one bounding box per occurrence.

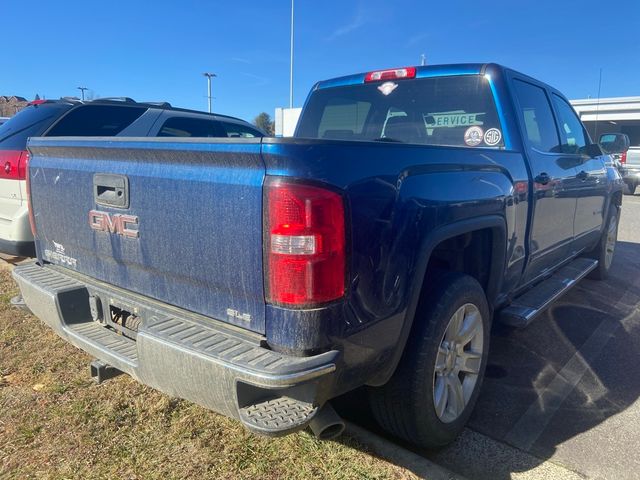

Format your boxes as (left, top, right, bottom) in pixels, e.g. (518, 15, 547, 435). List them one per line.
(309, 403, 345, 440)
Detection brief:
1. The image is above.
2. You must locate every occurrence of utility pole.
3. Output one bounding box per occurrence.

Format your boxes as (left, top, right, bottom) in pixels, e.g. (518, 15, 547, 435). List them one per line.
(594, 68, 603, 140)
(77, 86, 88, 101)
(289, 0, 294, 108)
(203, 72, 216, 113)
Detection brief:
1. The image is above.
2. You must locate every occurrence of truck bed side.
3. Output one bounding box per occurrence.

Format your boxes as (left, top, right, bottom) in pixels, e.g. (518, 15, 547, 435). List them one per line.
(261, 138, 528, 383)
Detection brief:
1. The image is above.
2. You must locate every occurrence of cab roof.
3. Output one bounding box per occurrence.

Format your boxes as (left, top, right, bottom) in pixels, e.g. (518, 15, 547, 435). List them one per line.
(315, 63, 498, 90)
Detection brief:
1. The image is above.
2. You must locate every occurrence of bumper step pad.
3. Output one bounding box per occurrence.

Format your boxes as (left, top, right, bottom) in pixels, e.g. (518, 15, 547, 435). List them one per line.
(239, 397, 318, 436)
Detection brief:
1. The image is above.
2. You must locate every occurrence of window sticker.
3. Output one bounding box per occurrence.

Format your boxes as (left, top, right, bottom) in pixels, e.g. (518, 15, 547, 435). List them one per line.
(483, 128, 502, 146)
(424, 111, 484, 128)
(464, 126, 484, 147)
(377, 82, 398, 96)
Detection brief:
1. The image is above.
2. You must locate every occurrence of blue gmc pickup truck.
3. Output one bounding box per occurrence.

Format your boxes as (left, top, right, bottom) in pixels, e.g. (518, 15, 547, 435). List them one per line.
(14, 63, 622, 448)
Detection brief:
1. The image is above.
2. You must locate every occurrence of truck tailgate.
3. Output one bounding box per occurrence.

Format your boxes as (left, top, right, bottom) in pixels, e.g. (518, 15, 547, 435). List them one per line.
(627, 147, 640, 168)
(28, 137, 267, 333)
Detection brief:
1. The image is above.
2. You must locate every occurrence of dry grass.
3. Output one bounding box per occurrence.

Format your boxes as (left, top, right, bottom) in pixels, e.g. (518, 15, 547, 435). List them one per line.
(0, 268, 415, 480)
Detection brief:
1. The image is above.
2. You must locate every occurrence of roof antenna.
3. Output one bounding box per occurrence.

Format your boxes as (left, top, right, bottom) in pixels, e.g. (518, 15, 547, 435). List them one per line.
(594, 68, 602, 140)
(420, 53, 427, 66)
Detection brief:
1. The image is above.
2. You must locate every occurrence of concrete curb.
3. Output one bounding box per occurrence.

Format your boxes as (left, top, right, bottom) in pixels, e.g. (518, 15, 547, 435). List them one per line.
(344, 421, 468, 480)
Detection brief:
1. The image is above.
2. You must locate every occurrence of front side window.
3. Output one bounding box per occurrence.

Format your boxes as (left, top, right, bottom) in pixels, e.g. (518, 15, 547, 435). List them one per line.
(512, 80, 561, 153)
(221, 122, 262, 138)
(157, 117, 225, 137)
(552, 94, 588, 154)
(297, 75, 504, 148)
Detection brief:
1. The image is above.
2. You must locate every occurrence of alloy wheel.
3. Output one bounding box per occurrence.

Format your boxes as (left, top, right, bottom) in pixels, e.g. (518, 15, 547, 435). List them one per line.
(433, 303, 484, 423)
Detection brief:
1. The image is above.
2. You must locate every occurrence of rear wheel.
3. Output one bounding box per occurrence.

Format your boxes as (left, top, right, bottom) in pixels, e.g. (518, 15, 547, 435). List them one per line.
(587, 204, 619, 280)
(368, 272, 490, 448)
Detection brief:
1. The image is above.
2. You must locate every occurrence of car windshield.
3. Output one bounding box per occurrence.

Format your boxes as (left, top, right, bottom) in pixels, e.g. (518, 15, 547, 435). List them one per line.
(0, 103, 72, 150)
(296, 75, 504, 148)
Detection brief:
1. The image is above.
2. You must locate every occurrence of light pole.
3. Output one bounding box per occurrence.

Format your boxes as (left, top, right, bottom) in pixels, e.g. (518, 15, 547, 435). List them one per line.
(289, 0, 294, 108)
(203, 72, 216, 113)
(77, 86, 88, 101)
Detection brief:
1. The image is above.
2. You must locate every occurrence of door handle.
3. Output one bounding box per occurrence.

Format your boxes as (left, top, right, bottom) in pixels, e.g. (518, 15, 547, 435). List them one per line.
(94, 173, 129, 208)
(534, 172, 551, 185)
(577, 170, 590, 181)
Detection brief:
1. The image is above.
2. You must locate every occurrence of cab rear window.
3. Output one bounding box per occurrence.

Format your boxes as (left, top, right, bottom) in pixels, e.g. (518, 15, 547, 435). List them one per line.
(296, 75, 504, 148)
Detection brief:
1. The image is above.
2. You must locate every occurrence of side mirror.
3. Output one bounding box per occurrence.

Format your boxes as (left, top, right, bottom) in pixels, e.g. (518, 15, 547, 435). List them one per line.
(599, 133, 630, 154)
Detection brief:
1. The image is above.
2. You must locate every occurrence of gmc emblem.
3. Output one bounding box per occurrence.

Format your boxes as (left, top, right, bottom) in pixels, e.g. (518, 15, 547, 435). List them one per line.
(89, 210, 139, 238)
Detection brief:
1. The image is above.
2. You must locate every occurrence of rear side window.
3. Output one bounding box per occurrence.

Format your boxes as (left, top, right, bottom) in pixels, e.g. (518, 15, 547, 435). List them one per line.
(220, 122, 262, 138)
(551, 94, 588, 154)
(157, 117, 226, 137)
(0, 103, 72, 149)
(512, 80, 560, 153)
(296, 75, 505, 148)
(46, 105, 147, 136)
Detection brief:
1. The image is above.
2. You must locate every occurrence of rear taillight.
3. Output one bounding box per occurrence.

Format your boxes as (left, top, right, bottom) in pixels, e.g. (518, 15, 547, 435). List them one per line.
(620, 151, 627, 164)
(265, 179, 346, 307)
(25, 152, 36, 236)
(0, 150, 27, 180)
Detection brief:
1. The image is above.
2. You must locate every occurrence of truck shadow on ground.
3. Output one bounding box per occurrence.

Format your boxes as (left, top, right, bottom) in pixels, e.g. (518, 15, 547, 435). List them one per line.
(335, 240, 640, 480)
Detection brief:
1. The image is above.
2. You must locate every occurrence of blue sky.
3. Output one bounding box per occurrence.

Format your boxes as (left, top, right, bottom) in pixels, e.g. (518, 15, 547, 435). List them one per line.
(2, 0, 639, 122)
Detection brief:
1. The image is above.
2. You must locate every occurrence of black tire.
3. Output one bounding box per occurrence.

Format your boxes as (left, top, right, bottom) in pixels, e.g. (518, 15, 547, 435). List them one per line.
(587, 204, 620, 280)
(367, 272, 490, 448)
(623, 183, 636, 196)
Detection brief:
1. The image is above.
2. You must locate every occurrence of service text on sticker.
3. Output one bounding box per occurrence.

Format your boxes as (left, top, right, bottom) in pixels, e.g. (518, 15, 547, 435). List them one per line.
(425, 111, 484, 128)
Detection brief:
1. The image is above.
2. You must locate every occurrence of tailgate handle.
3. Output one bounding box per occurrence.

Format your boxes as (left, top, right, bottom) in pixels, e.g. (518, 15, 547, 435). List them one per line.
(94, 174, 129, 209)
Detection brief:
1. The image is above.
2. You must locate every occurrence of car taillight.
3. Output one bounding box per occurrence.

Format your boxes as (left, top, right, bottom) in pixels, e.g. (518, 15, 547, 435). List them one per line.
(25, 152, 36, 236)
(265, 179, 346, 307)
(365, 66, 416, 82)
(0, 150, 27, 180)
(620, 151, 627, 164)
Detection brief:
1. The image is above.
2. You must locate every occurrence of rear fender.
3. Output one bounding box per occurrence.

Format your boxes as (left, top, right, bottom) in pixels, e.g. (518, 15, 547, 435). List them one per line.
(367, 215, 507, 386)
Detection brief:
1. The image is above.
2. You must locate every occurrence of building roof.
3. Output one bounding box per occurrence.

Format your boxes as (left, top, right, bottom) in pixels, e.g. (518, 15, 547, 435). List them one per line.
(0, 96, 28, 103)
(570, 96, 640, 122)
